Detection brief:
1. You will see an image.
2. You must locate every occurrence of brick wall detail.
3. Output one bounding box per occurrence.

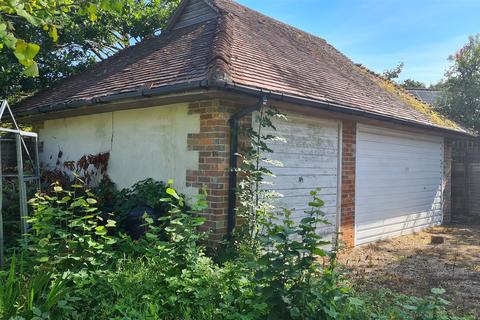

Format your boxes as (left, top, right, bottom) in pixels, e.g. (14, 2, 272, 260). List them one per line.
(186, 100, 249, 240)
(340, 120, 356, 247)
(186, 104, 360, 245)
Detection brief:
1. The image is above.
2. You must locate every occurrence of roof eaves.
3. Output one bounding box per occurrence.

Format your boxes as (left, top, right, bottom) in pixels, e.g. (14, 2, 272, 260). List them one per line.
(17, 76, 474, 138)
(214, 80, 473, 137)
(16, 79, 210, 118)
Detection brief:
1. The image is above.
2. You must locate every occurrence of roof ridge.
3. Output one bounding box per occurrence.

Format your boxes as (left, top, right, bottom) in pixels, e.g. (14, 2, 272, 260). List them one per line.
(210, 0, 327, 45)
(406, 88, 440, 91)
(206, 7, 234, 84)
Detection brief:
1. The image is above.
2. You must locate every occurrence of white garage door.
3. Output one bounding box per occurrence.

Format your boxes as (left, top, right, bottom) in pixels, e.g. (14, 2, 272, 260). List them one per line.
(355, 124, 444, 245)
(262, 113, 340, 240)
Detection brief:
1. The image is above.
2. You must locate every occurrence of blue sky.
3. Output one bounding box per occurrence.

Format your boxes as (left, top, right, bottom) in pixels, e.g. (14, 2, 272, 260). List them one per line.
(236, 0, 480, 85)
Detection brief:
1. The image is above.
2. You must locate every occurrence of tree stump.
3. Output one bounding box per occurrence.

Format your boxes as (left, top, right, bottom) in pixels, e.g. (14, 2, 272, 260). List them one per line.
(430, 236, 445, 244)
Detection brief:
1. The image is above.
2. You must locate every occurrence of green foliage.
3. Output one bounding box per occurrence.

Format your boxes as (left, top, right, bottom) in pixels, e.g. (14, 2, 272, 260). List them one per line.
(0, 178, 472, 319)
(1, 181, 21, 250)
(2, 0, 179, 103)
(96, 178, 194, 241)
(1, 180, 39, 251)
(233, 106, 287, 250)
(24, 181, 118, 274)
(381, 62, 429, 89)
(106, 178, 186, 216)
(438, 34, 480, 132)
(353, 288, 475, 320)
(0, 256, 70, 319)
(0, 0, 124, 76)
(382, 62, 404, 81)
(0, 108, 473, 319)
(401, 78, 427, 89)
(246, 191, 345, 320)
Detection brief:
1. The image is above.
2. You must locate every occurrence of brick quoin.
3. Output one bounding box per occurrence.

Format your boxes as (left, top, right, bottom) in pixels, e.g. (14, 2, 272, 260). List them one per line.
(341, 120, 356, 247)
(186, 99, 249, 241)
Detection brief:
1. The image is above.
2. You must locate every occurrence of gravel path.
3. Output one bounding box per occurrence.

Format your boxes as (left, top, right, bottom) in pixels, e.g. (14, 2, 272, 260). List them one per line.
(338, 225, 480, 317)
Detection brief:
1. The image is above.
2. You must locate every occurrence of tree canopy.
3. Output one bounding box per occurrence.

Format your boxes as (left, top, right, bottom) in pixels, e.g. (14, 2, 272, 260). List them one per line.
(1, 0, 180, 103)
(438, 34, 480, 132)
(381, 62, 428, 89)
(401, 79, 426, 89)
(0, 0, 122, 76)
(382, 62, 404, 81)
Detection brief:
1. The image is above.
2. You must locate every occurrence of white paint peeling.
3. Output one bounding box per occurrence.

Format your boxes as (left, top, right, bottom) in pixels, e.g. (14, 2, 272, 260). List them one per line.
(38, 103, 200, 195)
(261, 112, 340, 242)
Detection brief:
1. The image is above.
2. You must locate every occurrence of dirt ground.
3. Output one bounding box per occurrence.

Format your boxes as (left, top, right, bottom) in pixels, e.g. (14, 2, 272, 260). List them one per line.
(338, 224, 480, 317)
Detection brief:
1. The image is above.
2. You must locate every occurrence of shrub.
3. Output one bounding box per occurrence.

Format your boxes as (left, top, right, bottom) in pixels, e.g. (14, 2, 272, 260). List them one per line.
(1, 179, 39, 251)
(24, 181, 118, 274)
(1, 179, 474, 319)
(96, 178, 192, 239)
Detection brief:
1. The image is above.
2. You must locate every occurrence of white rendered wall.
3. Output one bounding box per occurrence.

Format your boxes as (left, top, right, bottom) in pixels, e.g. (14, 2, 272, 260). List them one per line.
(38, 103, 200, 195)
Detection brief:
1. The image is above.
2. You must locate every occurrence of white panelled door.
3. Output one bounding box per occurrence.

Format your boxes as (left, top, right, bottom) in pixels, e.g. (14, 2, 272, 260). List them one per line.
(262, 113, 340, 241)
(355, 124, 444, 245)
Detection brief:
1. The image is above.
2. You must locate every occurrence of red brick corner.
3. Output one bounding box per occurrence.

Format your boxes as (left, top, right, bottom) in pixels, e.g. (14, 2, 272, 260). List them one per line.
(340, 120, 356, 247)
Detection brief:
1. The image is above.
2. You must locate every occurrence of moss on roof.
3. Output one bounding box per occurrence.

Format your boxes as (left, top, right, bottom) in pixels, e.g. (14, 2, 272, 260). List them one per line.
(359, 66, 462, 131)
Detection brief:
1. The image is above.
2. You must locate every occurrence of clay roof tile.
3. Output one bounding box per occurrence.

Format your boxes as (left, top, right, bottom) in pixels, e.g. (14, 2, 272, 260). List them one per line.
(15, 0, 465, 133)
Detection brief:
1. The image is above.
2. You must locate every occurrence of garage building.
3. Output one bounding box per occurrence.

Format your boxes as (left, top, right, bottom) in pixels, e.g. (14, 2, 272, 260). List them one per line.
(15, 0, 468, 246)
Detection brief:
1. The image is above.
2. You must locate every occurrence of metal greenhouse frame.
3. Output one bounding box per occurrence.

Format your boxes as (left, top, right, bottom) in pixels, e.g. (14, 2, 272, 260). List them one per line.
(0, 100, 40, 269)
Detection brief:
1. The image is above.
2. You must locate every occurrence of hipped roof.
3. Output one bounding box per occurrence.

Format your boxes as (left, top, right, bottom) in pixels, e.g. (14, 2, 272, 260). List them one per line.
(16, 0, 465, 133)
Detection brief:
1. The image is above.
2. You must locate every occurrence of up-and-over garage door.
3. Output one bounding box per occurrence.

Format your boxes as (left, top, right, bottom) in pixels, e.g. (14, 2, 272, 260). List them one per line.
(355, 124, 444, 245)
(262, 113, 340, 241)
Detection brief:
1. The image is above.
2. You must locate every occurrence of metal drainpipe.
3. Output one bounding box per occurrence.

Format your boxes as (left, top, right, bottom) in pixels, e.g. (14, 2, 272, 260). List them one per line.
(227, 96, 267, 237)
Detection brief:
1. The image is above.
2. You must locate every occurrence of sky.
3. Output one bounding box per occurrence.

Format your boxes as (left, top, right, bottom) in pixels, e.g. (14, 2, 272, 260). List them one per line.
(236, 0, 480, 86)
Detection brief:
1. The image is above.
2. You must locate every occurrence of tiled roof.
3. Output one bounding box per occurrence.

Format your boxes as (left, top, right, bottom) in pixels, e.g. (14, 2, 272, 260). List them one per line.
(16, 0, 464, 133)
(16, 20, 216, 112)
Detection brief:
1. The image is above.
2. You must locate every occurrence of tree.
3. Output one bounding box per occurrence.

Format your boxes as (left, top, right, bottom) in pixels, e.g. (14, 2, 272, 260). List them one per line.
(382, 62, 429, 90)
(0, 1, 127, 76)
(1, 0, 180, 103)
(400, 79, 426, 89)
(438, 34, 480, 132)
(382, 62, 404, 81)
